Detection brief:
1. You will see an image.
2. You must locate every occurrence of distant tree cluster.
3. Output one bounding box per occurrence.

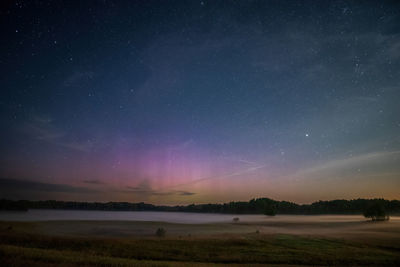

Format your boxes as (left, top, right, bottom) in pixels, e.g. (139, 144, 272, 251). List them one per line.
(363, 201, 390, 221)
(1, 198, 399, 216)
(263, 201, 277, 216)
(0, 199, 28, 211)
(178, 198, 400, 216)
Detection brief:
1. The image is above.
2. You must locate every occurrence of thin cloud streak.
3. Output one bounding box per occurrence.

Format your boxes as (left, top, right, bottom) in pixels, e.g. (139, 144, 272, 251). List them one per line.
(21, 115, 94, 152)
(168, 165, 267, 189)
(124, 181, 196, 197)
(279, 150, 400, 183)
(0, 178, 96, 193)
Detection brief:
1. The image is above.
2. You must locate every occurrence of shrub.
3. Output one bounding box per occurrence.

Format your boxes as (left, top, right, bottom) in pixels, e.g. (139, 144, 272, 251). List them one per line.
(156, 227, 167, 237)
(155, 227, 166, 237)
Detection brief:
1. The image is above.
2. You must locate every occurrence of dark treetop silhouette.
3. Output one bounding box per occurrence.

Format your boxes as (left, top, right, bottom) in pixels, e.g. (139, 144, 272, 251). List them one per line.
(1, 198, 399, 215)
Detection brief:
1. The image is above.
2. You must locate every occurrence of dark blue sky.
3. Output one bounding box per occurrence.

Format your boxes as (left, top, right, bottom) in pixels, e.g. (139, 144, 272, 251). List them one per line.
(1, 0, 399, 204)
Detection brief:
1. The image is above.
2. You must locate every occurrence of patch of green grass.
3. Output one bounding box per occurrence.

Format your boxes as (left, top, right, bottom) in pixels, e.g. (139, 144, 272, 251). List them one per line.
(1, 224, 399, 266)
(0, 244, 158, 266)
(268, 234, 398, 265)
(0, 244, 224, 267)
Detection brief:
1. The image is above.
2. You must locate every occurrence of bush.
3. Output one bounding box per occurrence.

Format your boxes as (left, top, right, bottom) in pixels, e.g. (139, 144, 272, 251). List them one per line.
(363, 202, 389, 221)
(155, 227, 166, 237)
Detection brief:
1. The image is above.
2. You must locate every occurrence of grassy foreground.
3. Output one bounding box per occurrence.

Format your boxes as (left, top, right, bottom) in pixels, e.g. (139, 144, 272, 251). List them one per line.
(1, 221, 399, 266)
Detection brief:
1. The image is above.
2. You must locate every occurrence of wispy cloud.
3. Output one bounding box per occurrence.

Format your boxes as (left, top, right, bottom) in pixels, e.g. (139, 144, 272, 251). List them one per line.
(83, 180, 105, 185)
(0, 178, 96, 194)
(124, 180, 196, 197)
(218, 156, 259, 166)
(177, 191, 196, 196)
(168, 164, 267, 189)
(21, 114, 94, 152)
(286, 150, 400, 182)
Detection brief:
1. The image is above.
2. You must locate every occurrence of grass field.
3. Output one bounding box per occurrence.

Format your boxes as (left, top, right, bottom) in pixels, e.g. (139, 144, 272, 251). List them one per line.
(1, 218, 400, 266)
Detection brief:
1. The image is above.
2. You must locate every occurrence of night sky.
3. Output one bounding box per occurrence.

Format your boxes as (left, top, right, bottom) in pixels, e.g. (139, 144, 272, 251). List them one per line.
(1, 0, 399, 204)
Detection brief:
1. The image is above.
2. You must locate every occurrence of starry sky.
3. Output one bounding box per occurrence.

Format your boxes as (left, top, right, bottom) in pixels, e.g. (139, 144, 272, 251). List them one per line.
(1, 0, 400, 204)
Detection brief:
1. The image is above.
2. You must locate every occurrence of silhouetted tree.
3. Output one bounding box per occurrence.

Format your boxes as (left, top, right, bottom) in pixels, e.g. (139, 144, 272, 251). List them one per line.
(264, 203, 276, 216)
(363, 202, 389, 221)
(1, 198, 400, 215)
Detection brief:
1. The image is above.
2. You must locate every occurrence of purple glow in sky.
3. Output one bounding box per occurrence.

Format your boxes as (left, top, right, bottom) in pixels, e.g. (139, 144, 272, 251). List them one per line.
(1, 1, 400, 204)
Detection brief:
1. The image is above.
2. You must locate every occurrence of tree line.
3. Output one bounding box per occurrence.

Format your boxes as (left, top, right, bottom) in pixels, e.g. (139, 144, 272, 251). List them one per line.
(1, 198, 399, 215)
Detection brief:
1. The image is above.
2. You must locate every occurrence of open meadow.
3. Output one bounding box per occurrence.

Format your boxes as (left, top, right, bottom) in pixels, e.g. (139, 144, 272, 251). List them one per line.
(1, 214, 400, 266)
